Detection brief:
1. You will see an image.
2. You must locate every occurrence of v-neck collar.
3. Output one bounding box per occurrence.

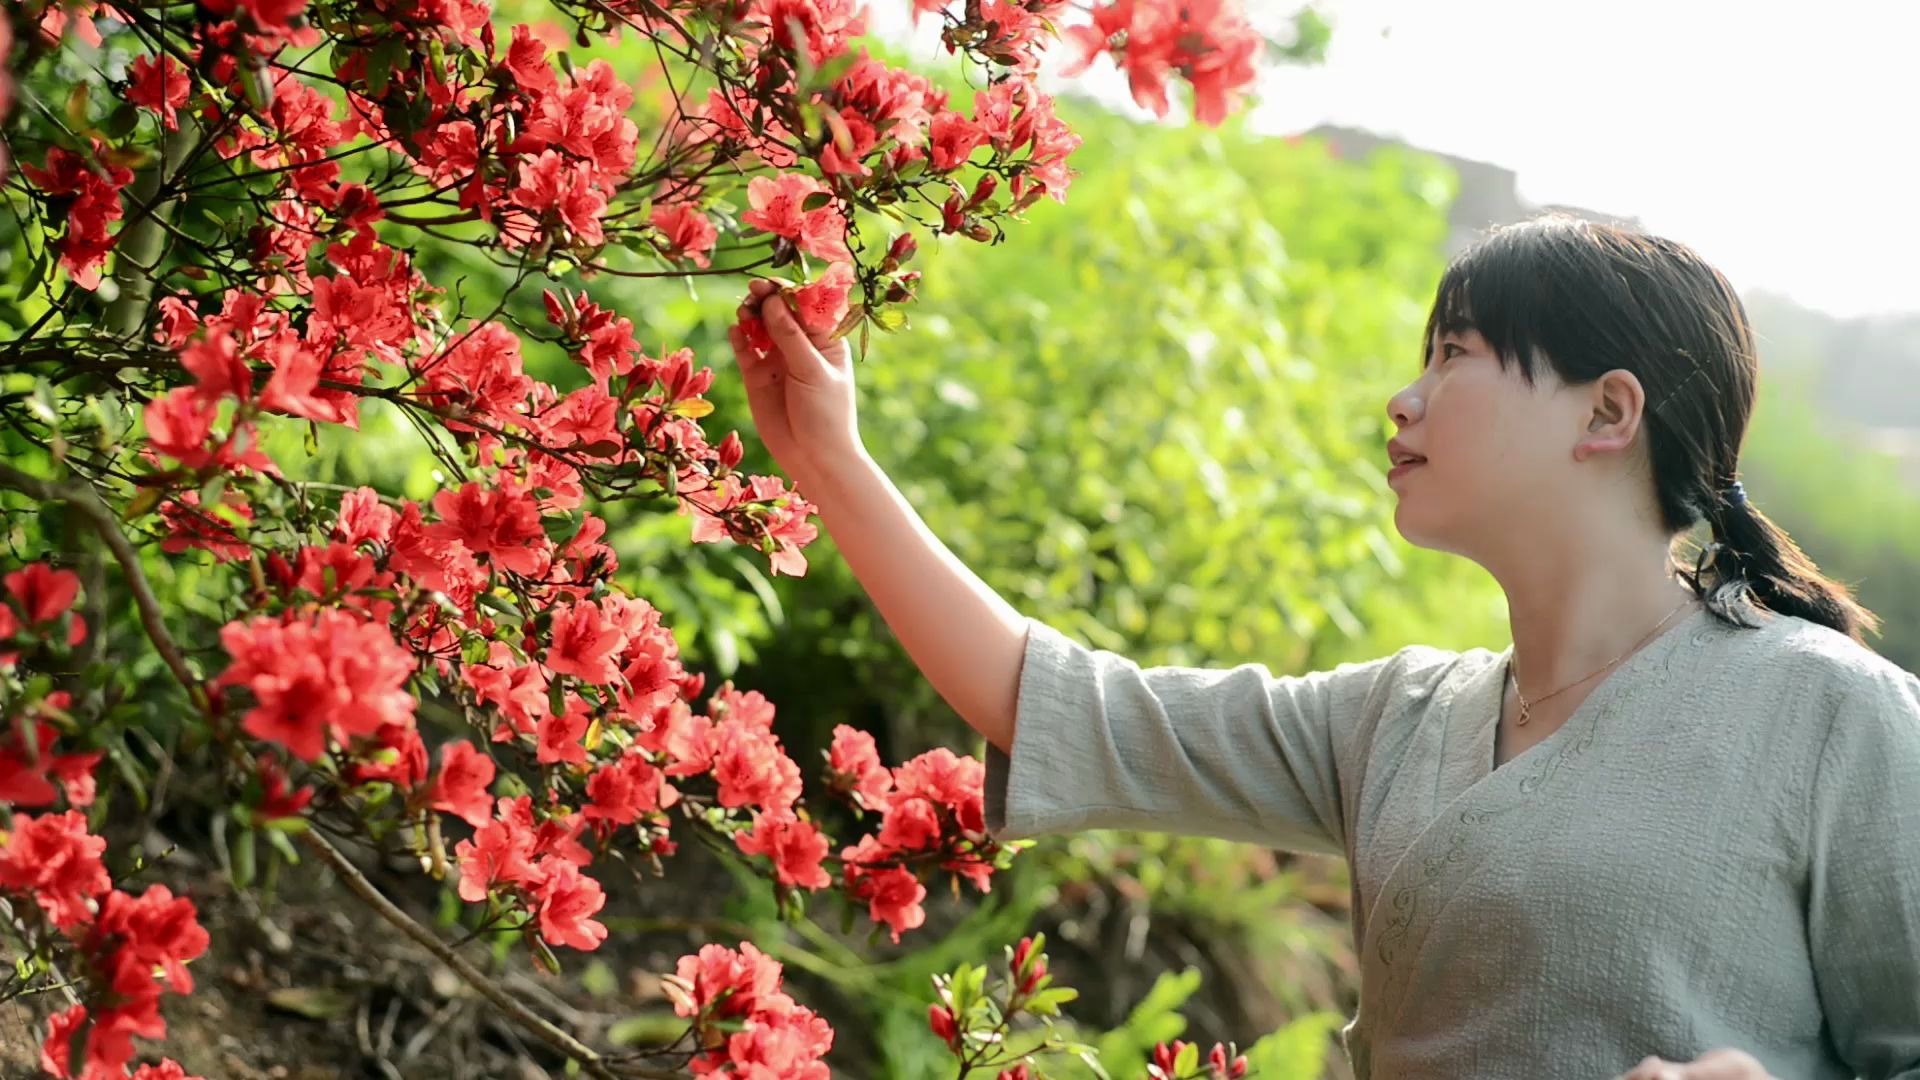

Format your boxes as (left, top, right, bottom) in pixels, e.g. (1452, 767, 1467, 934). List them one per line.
(1454, 603, 1713, 786)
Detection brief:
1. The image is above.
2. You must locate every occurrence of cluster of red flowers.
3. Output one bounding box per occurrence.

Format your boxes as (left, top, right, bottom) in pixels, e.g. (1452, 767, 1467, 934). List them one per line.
(1059, 0, 1266, 127)
(0, 566, 100, 808)
(0, 565, 210, 1079)
(194, 479, 1004, 1056)
(666, 941, 834, 1078)
(36, 882, 212, 1080)
(5, 0, 1268, 1073)
(832, 731, 991, 941)
(19, 141, 132, 291)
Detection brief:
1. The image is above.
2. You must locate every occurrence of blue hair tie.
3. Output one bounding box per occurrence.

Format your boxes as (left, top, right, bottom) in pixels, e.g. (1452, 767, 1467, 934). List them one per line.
(1722, 480, 1748, 507)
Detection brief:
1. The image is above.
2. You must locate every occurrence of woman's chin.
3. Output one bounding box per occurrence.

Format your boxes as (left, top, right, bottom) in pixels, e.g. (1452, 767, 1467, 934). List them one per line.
(1390, 504, 1451, 554)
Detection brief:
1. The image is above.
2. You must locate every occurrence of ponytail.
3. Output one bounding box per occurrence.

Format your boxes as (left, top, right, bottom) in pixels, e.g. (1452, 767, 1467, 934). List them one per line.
(1680, 481, 1880, 645)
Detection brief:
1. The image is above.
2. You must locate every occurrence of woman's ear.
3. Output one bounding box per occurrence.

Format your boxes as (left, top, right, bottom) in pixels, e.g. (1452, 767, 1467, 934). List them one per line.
(1572, 368, 1646, 462)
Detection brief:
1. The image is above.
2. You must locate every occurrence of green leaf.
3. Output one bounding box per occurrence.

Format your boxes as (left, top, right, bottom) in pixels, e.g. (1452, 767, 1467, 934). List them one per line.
(1237, 1011, 1343, 1079)
(607, 1011, 686, 1048)
(542, 512, 583, 546)
(65, 82, 91, 128)
(1075, 1047, 1113, 1080)
(727, 554, 785, 627)
(104, 103, 140, 139)
(107, 737, 150, 811)
(580, 960, 619, 998)
(709, 624, 738, 678)
(265, 827, 302, 865)
(263, 815, 309, 836)
(477, 591, 520, 618)
(1023, 986, 1077, 1017)
(366, 37, 406, 95)
(531, 935, 562, 976)
(20, 245, 50, 298)
(266, 987, 356, 1020)
(230, 827, 257, 890)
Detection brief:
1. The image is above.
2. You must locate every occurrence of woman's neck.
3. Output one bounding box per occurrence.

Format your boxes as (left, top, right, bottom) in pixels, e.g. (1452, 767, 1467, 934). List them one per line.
(1491, 535, 1700, 699)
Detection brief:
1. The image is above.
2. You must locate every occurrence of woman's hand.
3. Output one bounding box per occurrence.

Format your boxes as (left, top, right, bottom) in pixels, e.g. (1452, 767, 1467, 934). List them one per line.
(728, 278, 861, 486)
(1615, 1049, 1777, 1080)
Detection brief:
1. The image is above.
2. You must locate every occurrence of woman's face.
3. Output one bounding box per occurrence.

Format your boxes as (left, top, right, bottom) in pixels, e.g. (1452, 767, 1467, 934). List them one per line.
(1384, 327, 1589, 557)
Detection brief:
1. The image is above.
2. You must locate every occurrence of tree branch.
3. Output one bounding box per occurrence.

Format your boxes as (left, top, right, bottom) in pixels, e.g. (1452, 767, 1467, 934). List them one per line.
(300, 829, 684, 1080)
(105, 121, 205, 340)
(0, 461, 204, 705)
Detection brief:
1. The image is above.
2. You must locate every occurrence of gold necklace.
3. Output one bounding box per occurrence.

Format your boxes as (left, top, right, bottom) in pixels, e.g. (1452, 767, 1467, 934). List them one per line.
(1509, 597, 1695, 726)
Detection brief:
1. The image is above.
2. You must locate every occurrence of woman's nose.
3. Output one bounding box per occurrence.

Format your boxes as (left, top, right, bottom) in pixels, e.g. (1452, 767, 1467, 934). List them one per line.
(1387, 385, 1423, 429)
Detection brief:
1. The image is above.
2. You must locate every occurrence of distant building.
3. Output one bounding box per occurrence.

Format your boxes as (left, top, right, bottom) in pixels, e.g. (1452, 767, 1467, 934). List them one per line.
(1300, 123, 1643, 255)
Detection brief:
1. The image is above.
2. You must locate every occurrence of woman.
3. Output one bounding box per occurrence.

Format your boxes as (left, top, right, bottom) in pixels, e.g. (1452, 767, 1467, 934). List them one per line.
(729, 215, 1920, 1080)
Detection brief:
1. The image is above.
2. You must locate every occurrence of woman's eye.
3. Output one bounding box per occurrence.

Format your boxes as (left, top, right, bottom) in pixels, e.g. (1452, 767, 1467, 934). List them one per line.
(1441, 343, 1465, 362)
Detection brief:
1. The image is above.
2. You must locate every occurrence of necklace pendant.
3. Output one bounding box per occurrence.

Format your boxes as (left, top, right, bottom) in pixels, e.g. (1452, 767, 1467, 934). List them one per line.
(1516, 700, 1531, 727)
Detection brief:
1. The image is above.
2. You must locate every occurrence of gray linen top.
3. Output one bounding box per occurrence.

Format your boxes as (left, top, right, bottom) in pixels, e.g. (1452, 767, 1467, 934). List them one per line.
(984, 604, 1920, 1079)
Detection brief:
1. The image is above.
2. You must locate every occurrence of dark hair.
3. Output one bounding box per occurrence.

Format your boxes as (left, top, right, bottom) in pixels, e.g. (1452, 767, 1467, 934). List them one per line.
(1421, 213, 1879, 644)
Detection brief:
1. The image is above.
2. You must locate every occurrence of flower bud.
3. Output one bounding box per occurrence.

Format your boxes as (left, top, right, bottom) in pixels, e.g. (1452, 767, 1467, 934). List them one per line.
(886, 233, 918, 267)
(264, 552, 295, 591)
(716, 431, 744, 471)
(966, 172, 998, 210)
(927, 1003, 958, 1047)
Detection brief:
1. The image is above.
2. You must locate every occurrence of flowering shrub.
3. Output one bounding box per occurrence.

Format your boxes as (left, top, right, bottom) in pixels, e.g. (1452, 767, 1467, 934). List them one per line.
(0, 0, 1269, 1075)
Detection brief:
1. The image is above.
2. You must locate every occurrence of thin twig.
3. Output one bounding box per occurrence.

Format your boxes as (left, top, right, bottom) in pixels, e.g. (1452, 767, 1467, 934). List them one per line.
(0, 897, 83, 1008)
(299, 828, 684, 1080)
(0, 462, 203, 703)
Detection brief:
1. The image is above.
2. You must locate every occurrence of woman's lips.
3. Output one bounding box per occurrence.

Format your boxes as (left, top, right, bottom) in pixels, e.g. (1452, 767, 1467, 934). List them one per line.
(1387, 460, 1424, 485)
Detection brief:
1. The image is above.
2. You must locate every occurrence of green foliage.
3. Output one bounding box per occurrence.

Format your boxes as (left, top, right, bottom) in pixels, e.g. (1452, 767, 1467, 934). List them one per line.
(1740, 369, 1920, 673)
(1238, 1011, 1344, 1079)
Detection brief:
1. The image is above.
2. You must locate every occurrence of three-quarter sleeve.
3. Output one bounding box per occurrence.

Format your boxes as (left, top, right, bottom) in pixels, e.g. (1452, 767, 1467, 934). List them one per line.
(983, 616, 1427, 855)
(1806, 665, 1920, 1080)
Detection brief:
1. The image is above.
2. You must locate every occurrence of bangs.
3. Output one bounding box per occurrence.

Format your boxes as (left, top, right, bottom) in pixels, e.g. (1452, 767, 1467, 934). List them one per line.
(1421, 226, 1562, 385)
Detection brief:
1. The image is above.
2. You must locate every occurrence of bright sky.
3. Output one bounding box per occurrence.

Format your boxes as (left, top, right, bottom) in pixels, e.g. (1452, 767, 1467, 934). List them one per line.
(870, 0, 1920, 319)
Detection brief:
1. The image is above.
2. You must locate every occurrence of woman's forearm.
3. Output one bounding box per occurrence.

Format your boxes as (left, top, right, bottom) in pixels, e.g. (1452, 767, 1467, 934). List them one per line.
(798, 446, 1028, 755)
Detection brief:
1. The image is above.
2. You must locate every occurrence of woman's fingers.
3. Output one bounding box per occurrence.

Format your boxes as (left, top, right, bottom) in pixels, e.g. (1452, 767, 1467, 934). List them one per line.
(735, 279, 777, 325)
(1619, 1057, 1684, 1080)
(1685, 1050, 1771, 1080)
(728, 324, 779, 392)
(757, 293, 836, 386)
(1616, 1049, 1771, 1080)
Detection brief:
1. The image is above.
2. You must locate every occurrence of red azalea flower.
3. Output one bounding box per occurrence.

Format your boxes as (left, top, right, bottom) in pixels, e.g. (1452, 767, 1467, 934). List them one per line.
(125, 54, 191, 130)
(527, 855, 607, 950)
(583, 752, 678, 826)
(429, 741, 496, 828)
(214, 609, 416, 761)
(733, 812, 831, 890)
(0, 810, 110, 930)
(4, 562, 80, 624)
